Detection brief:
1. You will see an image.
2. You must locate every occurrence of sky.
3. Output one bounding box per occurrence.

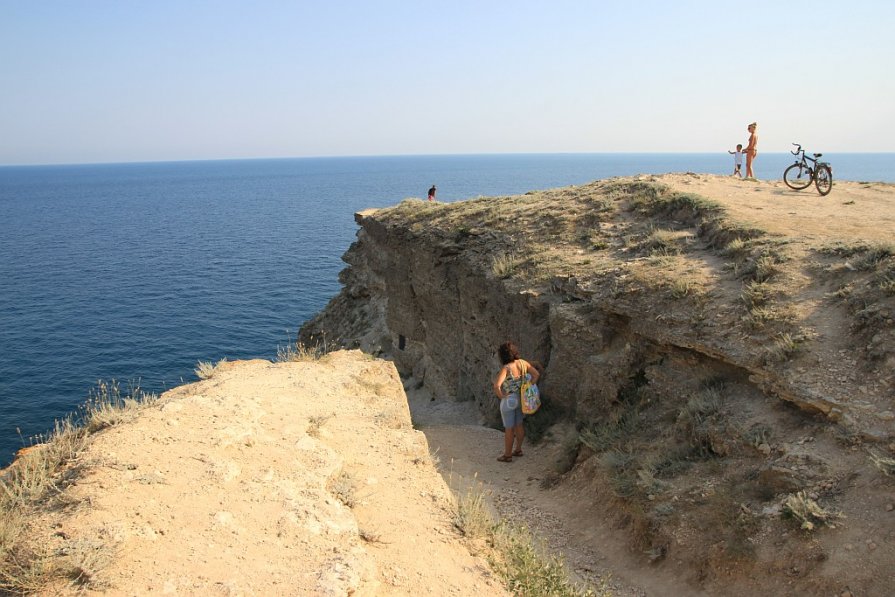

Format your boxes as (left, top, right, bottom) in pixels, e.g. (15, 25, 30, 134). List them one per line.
(1, 1, 893, 165)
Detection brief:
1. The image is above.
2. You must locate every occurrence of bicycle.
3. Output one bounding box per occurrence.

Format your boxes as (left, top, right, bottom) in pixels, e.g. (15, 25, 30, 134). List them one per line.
(783, 143, 833, 196)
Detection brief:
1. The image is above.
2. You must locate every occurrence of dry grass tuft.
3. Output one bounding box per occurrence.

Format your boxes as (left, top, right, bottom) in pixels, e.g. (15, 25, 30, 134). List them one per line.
(491, 253, 521, 279)
(195, 357, 228, 379)
(868, 450, 895, 476)
(453, 479, 491, 539)
(670, 278, 692, 299)
(276, 341, 322, 362)
(765, 332, 801, 362)
(782, 491, 840, 531)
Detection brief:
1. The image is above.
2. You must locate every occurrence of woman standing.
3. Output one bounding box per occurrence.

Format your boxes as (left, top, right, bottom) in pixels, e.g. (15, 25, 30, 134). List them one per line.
(492, 341, 540, 462)
(744, 122, 759, 179)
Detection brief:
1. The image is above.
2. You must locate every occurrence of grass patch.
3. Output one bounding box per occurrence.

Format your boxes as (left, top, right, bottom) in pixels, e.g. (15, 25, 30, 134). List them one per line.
(853, 244, 894, 271)
(876, 273, 895, 295)
(642, 227, 683, 256)
(819, 241, 895, 271)
(453, 478, 491, 539)
(627, 188, 722, 222)
(765, 332, 801, 362)
(194, 357, 228, 379)
(722, 238, 749, 259)
(670, 278, 692, 299)
(741, 280, 772, 309)
(1, 383, 155, 594)
(276, 341, 322, 362)
(491, 253, 521, 279)
(737, 246, 787, 283)
(743, 424, 772, 450)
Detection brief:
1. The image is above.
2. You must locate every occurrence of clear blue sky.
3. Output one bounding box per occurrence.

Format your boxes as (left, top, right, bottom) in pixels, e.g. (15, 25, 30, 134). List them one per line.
(2, 1, 893, 165)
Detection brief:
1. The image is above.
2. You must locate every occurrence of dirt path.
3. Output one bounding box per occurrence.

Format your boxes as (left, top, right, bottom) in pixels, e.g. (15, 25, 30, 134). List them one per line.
(409, 389, 704, 597)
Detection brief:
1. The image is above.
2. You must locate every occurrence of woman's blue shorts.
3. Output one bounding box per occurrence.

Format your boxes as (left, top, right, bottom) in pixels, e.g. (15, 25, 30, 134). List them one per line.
(500, 394, 524, 429)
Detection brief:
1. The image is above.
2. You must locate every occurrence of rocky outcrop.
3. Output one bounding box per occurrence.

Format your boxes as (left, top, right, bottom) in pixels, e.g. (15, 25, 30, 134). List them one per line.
(301, 178, 893, 442)
(301, 175, 895, 595)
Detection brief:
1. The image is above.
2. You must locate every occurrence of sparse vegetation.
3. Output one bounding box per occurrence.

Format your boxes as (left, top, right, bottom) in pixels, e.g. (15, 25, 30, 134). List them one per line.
(195, 357, 228, 379)
(328, 470, 357, 508)
(452, 480, 606, 596)
(453, 479, 491, 539)
(276, 341, 322, 362)
(670, 278, 692, 299)
(743, 424, 772, 450)
(765, 332, 800, 362)
(677, 386, 726, 457)
(741, 280, 772, 309)
(782, 491, 839, 531)
(643, 227, 683, 256)
(868, 450, 895, 476)
(722, 238, 748, 258)
(627, 187, 722, 222)
(1, 383, 155, 594)
(491, 253, 521, 279)
(306, 414, 332, 438)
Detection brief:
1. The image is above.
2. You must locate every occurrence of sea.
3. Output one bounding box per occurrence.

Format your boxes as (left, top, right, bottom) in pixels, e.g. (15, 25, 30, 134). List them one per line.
(1, 152, 893, 467)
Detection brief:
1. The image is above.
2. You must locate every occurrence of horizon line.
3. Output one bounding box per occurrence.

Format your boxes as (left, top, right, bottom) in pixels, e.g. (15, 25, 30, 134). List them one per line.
(2, 150, 894, 169)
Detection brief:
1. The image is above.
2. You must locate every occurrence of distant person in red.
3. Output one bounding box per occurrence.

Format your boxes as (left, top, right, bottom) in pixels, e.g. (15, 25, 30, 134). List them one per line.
(428, 185, 437, 201)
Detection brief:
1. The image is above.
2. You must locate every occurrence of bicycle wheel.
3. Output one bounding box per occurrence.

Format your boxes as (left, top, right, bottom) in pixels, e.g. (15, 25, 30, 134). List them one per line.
(783, 163, 813, 190)
(815, 165, 833, 196)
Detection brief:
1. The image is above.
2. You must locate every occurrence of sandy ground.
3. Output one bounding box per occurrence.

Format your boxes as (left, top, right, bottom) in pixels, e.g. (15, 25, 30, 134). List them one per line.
(656, 173, 895, 243)
(34, 352, 507, 596)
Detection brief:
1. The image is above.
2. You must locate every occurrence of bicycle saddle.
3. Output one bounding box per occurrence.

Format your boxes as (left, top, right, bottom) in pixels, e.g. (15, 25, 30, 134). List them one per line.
(813, 153, 823, 158)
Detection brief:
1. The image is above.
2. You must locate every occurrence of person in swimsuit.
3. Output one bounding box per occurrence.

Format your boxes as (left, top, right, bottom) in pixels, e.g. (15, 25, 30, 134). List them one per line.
(428, 185, 437, 201)
(744, 122, 758, 179)
(492, 341, 540, 462)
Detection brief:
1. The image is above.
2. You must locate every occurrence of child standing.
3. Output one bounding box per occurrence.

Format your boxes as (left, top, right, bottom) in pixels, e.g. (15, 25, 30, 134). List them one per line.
(728, 144, 744, 178)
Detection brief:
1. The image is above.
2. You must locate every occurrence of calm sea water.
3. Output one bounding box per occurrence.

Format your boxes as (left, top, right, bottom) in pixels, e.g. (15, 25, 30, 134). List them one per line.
(1, 153, 892, 466)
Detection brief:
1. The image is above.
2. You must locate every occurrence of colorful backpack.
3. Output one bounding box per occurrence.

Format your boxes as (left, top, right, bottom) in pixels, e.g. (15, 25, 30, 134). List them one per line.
(519, 361, 541, 415)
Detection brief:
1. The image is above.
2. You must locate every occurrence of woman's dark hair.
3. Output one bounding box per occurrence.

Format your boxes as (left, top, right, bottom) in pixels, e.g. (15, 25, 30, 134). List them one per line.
(497, 341, 520, 365)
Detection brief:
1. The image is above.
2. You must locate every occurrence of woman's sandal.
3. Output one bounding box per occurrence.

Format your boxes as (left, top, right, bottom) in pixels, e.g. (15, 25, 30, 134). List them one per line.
(497, 455, 513, 462)
(512, 450, 524, 457)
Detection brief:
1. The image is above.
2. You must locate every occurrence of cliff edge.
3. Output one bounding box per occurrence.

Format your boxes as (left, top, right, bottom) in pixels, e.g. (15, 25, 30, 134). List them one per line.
(11, 352, 505, 595)
(301, 174, 895, 596)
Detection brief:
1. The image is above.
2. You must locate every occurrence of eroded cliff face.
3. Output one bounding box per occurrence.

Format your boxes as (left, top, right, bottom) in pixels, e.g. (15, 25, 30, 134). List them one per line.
(301, 177, 893, 441)
(301, 174, 895, 594)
